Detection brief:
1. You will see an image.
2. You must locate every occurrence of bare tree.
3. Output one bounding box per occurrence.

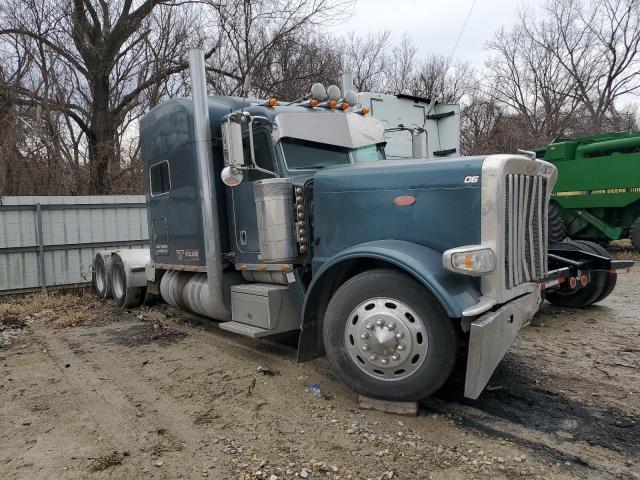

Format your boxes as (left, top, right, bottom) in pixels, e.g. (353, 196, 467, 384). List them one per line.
(341, 30, 391, 92)
(486, 23, 580, 145)
(208, 0, 351, 97)
(0, 0, 216, 193)
(410, 55, 475, 103)
(526, 0, 640, 133)
(384, 34, 417, 95)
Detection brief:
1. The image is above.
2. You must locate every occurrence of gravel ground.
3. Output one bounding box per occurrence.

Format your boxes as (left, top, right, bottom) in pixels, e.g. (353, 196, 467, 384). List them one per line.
(0, 266, 638, 480)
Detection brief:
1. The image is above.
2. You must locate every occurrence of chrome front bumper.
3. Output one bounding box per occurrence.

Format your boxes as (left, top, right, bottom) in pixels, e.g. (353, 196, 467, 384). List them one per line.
(464, 291, 541, 399)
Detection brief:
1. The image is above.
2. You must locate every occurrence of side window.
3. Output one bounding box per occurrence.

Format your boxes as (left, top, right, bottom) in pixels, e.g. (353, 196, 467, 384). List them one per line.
(150, 160, 171, 196)
(243, 132, 275, 181)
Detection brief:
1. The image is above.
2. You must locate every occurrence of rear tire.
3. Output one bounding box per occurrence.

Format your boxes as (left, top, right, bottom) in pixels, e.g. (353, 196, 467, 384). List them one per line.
(92, 253, 112, 299)
(111, 256, 146, 308)
(323, 268, 458, 401)
(631, 216, 640, 250)
(545, 240, 609, 308)
(548, 203, 568, 244)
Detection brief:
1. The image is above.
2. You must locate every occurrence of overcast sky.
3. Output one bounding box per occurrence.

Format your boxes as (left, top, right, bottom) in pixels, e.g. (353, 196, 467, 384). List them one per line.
(332, 0, 542, 69)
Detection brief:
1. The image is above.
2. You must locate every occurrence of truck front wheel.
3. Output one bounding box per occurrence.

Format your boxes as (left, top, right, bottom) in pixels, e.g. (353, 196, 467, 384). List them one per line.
(323, 268, 458, 401)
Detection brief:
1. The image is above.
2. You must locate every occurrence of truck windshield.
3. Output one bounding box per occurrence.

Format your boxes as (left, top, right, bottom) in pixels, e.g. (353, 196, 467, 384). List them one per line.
(280, 138, 385, 170)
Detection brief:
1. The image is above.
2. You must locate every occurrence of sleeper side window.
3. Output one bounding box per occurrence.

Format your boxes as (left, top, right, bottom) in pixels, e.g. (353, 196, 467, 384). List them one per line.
(150, 160, 171, 196)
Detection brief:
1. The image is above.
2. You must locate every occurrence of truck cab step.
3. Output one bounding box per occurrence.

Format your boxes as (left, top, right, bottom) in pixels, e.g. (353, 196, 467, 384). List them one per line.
(218, 321, 275, 339)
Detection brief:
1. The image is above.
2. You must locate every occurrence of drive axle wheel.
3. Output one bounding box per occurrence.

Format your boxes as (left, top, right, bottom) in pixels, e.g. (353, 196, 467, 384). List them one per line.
(323, 268, 457, 401)
(92, 253, 112, 299)
(111, 256, 146, 308)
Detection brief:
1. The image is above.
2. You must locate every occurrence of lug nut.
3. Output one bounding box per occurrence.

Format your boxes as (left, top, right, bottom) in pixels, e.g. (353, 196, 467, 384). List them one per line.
(369, 353, 378, 361)
(380, 357, 389, 365)
(295, 187, 303, 195)
(387, 321, 396, 330)
(375, 319, 385, 327)
(365, 322, 374, 330)
(296, 196, 304, 203)
(297, 213, 304, 220)
(397, 344, 406, 351)
(395, 332, 404, 339)
(391, 354, 400, 361)
(361, 344, 370, 351)
(360, 332, 369, 340)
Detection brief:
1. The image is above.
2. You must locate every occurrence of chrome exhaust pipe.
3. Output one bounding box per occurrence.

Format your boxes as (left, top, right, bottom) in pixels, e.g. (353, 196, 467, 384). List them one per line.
(189, 48, 230, 320)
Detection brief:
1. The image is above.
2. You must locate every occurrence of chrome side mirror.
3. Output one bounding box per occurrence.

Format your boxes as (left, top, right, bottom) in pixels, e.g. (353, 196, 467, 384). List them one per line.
(221, 165, 244, 186)
(221, 117, 245, 186)
(222, 118, 245, 168)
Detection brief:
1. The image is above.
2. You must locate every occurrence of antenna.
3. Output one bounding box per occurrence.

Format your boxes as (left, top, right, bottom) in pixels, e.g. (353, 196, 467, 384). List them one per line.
(240, 72, 252, 113)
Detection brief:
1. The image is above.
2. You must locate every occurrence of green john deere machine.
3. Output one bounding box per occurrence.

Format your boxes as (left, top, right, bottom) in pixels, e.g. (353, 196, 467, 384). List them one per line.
(534, 132, 640, 248)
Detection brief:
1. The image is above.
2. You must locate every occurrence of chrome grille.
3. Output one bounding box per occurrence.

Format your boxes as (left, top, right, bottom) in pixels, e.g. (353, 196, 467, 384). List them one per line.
(504, 174, 548, 289)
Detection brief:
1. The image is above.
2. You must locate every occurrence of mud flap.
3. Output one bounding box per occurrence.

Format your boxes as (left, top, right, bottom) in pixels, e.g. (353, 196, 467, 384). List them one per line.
(464, 292, 540, 399)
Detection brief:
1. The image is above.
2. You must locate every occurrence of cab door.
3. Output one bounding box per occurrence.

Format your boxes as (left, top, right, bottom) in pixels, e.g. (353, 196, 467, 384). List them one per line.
(230, 130, 277, 255)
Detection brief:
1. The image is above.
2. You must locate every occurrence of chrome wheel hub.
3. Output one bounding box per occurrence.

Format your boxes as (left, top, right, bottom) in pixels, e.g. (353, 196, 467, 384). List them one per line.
(344, 297, 428, 381)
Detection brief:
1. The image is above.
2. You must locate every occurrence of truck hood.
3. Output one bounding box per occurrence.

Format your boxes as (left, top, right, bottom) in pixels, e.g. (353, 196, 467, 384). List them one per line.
(312, 157, 486, 264)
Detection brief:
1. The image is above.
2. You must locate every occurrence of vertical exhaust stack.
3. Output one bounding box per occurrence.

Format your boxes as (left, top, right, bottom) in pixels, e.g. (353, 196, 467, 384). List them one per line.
(189, 48, 230, 320)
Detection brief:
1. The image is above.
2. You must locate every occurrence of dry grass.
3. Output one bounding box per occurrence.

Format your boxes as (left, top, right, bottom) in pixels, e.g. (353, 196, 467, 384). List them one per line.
(0, 290, 97, 328)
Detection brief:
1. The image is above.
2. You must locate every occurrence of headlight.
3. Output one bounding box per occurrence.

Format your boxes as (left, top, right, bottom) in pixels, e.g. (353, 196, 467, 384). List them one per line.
(443, 245, 496, 276)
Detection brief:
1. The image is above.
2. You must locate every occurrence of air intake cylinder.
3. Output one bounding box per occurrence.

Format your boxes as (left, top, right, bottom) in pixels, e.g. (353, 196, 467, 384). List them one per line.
(253, 178, 297, 262)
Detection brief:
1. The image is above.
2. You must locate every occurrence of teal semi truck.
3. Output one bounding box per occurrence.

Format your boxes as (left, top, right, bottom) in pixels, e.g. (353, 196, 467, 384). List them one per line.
(91, 50, 633, 402)
(533, 132, 640, 248)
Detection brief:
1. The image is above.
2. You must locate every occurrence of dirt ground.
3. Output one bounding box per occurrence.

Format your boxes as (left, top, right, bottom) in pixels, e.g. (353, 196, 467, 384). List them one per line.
(1, 258, 638, 480)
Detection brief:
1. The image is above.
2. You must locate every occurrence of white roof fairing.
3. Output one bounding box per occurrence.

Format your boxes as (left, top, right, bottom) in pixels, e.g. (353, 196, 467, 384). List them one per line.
(272, 110, 385, 149)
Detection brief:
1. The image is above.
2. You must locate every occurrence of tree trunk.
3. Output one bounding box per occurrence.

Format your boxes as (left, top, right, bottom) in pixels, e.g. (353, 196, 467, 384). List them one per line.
(87, 74, 119, 194)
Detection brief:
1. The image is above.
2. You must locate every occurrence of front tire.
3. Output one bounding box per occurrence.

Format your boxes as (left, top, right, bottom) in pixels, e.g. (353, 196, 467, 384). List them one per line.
(323, 268, 458, 401)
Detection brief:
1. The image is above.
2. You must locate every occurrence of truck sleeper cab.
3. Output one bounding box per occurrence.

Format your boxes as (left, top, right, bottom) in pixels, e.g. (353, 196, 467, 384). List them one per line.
(133, 51, 559, 401)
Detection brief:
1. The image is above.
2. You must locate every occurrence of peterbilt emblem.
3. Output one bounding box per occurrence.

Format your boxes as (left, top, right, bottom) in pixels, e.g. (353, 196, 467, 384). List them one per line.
(394, 195, 416, 206)
(464, 175, 479, 184)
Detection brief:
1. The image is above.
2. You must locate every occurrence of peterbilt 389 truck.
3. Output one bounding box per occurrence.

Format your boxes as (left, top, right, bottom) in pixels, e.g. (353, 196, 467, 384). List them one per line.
(92, 50, 633, 401)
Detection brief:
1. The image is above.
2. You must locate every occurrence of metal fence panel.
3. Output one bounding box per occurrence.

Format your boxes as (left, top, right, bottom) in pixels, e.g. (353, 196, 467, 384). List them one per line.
(0, 196, 149, 294)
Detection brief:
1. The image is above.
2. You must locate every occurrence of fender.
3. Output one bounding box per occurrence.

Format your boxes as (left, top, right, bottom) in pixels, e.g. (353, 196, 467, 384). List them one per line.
(297, 240, 481, 361)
